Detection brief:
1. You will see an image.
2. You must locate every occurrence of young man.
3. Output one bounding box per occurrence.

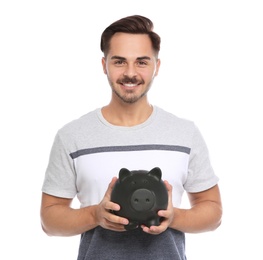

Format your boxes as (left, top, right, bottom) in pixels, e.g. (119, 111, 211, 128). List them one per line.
(41, 15, 222, 259)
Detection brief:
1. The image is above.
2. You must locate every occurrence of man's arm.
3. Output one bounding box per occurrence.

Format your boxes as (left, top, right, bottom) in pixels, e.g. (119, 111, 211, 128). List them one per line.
(40, 177, 129, 236)
(142, 183, 222, 234)
(172, 184, 222, 233)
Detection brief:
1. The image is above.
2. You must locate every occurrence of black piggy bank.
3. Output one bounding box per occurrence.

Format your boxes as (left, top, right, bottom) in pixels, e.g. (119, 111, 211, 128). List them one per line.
(111, 167, 168, 230)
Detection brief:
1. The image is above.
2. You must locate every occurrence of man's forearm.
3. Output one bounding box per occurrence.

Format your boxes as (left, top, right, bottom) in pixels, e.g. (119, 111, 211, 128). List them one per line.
(170, 201, 222, 233)
(41, 204, 98, 236)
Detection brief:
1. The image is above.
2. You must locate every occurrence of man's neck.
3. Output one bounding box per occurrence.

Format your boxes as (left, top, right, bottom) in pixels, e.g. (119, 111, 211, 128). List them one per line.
(101, 100, 153, 127)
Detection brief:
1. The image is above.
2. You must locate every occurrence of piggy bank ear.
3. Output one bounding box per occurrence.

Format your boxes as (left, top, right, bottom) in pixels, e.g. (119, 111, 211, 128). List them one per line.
(119, 168, 131, 182)
(148, 167, 162, 181)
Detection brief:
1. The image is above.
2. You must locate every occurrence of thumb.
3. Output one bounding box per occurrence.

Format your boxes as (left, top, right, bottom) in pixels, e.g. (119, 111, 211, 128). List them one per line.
(105, 177, 118, 199)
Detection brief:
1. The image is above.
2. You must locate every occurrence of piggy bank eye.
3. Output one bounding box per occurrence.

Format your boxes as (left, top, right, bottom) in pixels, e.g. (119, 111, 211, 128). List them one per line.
(143, 179, 148, 184)
(131, 181, 137, 185)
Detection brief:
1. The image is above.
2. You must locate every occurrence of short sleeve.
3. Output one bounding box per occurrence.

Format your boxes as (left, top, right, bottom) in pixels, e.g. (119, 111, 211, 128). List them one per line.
(184, 124, 219, 192)
(41, 132, 77, 198)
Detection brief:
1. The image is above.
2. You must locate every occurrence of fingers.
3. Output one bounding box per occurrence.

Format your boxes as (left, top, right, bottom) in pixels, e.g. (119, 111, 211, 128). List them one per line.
(96, 177, 129, 232)
(164, 180, 173, 196)
(100, 209, 129, 232)
(100, 178, 176, 233)
(103, 177, 121, 212)
(104, 211, 129, 226)
(104, 177, 118, 200)
(164, 180, 173, 209)
(104, 200, 120, 212)
(141, 181, 174, 235)
(141, 222, 167, 235)
(140, 214, 168, 235)
(102, 210, 129, 231)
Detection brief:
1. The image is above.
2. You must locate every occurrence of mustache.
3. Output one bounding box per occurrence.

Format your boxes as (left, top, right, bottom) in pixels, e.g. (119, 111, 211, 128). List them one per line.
(117, 76, 144, 84)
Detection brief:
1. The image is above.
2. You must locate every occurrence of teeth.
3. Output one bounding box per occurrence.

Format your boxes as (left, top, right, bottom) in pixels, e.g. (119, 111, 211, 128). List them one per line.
(124, 83, 137, 87)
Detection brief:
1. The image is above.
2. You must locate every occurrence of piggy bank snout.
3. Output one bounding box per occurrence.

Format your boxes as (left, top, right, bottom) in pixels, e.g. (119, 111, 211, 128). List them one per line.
(131, 188, 155, 211)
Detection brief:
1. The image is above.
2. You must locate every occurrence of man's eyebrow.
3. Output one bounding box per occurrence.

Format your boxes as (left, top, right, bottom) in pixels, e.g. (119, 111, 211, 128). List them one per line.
(137, 56, 151, 61)
(110, 56, 151, 60)
(111, 56, 126, 60)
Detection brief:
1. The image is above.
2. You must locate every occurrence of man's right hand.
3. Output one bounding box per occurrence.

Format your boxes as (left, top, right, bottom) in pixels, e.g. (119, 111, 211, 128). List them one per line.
(94, 177, 129, 231)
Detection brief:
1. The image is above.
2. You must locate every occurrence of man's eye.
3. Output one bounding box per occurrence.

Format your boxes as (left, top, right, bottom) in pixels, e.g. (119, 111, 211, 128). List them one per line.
(137, 61, 147, 66)
(114, 60, 125, 65)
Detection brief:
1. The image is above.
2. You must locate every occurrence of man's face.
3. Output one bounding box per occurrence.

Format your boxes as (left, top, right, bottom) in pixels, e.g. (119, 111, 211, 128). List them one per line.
(102, 33, 160, 104)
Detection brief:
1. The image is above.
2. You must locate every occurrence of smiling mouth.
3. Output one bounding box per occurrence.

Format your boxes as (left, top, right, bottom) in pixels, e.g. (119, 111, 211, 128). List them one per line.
(117, 76, 143, 87)
(122, 83, 139, 88)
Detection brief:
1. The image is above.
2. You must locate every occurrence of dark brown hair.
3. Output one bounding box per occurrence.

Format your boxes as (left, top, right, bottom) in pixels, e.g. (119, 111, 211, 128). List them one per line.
(100, 15, 161, 57)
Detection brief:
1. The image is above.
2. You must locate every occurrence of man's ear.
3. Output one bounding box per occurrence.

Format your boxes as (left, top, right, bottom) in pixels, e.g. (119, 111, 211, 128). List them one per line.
(101, 57, 107, 74)
(154, 58, 161, 76)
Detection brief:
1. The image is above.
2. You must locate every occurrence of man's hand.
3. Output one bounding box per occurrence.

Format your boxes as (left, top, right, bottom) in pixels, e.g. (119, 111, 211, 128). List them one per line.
(95, 177, 129, 231)
(141, 180, 174, 235)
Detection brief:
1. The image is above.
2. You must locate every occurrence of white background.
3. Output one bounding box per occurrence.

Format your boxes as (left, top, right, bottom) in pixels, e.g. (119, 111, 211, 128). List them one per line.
(1, 0, 262, 259)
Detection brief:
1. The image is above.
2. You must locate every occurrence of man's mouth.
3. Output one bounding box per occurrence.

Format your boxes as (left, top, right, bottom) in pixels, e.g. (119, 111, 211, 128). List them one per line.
(117, 76, 143, 88)
(122, 83, 139, 88)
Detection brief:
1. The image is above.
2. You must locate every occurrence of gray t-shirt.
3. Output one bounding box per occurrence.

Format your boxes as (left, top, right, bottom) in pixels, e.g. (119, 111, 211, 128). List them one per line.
(42, 106, 219, 260)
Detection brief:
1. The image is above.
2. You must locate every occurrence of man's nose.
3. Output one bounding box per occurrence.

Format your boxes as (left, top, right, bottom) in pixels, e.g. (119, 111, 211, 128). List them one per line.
(123, 64, 137, 78)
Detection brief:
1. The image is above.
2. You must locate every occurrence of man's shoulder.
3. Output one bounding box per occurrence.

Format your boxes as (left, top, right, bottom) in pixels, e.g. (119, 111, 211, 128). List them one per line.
(155, 106, 195, 127)
(57, 108, 99, 135)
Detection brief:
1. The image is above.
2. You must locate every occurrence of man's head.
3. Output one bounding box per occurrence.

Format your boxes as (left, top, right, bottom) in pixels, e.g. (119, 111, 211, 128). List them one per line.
(101, 15, 161, 105)
(100, 15, 161, 58)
